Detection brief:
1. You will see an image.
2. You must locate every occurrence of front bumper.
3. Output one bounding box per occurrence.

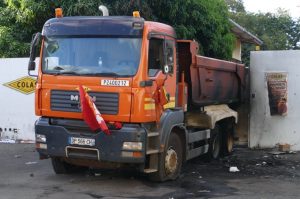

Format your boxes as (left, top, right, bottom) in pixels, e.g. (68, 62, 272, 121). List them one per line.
(35, 117, 146, 163)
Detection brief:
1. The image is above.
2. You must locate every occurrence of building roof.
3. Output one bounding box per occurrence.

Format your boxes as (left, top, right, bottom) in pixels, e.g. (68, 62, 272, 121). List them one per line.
(229, 19, 263, 46)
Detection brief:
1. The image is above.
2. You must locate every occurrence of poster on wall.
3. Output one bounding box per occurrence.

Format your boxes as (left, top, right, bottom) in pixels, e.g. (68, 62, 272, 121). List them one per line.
(265, 72, 288, 116)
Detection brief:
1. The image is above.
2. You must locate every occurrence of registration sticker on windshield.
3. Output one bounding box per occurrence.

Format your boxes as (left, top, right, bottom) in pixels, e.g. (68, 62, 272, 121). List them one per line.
(101, 80, 130, 87)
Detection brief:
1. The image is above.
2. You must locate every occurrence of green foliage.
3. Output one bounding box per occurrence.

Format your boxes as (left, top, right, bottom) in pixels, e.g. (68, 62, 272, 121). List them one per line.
(225, 0, 245, 13)
(102, 0, 235, 59)
(0, 0, 234, 59)
(0, 26, 28, 57)
(0, 0, 54, 57)
(227, 0, 300, 65)
(147, 0, 235, 59)
(59, 0, 102, 16)
(233, 10, 297, 50)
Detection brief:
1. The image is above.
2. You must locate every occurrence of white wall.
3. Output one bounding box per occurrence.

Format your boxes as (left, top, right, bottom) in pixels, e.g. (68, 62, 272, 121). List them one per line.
(250, 50, 300, 150)
(0, 58, 38, 142)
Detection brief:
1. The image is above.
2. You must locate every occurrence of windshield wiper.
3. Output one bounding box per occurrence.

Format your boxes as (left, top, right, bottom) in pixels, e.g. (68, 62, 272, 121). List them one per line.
(50, 71, 83, 76)
(82, 72, 128, 77)
(48, 71, 131, 77)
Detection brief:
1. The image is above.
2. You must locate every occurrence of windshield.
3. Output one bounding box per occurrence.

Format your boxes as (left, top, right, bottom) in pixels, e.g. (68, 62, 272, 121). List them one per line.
(42, 37, 142, 76)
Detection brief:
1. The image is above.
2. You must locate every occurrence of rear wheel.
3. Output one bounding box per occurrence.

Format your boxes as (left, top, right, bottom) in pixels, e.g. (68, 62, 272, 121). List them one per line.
(149, 133, 183, 182)
(226, 132, 234, 153)
(222, 121, 235, 156)
(204, 124, 222, 161)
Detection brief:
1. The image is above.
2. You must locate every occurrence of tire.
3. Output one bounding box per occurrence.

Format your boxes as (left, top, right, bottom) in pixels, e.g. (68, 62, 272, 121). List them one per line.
(205, 124, 222, 161)
(222, 121, 235, 156)
(149, 133, 183, 182)
(51, 157, 85, 174)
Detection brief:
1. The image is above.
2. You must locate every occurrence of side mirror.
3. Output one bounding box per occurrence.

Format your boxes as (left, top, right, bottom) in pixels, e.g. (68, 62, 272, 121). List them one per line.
(162, 40, 174, 75)
(28, 32, 41, 76)
(28, 61, 36, 71)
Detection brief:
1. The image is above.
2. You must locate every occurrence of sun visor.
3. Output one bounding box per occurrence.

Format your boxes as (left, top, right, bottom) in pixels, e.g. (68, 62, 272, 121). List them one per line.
(42, 16, 144, 37)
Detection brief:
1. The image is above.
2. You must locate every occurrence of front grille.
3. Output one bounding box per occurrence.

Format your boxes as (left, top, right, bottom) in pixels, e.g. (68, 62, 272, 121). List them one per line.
(51, 90, 119, 115)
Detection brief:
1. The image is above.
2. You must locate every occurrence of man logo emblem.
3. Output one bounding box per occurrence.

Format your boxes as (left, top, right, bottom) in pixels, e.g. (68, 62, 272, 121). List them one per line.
(70, 95, 96, 102)
(70, 95, 79, 101)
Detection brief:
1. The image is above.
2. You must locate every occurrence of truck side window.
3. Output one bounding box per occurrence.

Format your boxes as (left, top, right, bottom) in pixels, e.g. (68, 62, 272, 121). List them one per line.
(148, 38, 164, 77)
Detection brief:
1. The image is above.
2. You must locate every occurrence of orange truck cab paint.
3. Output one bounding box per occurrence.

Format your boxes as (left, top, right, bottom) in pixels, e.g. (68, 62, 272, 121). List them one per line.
(28, 9, 245, 182)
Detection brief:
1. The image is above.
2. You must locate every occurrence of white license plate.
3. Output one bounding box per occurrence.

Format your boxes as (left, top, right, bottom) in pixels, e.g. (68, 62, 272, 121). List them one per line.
(101, 79, 129, 87)
(69, 137, 95, 146)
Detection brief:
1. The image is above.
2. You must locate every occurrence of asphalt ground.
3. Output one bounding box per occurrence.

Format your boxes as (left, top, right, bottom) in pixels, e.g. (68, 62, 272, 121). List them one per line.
(0, 144, 300, 199)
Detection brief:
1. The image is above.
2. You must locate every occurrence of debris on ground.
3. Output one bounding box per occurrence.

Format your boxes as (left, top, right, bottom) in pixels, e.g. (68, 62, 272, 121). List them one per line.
(25, 161, 38, 165)
(269, 151, 297, 155)
(198, 190, 211, 193)
(217, 147, 300, 178)
(14, 155, 21, 158)
(279, 144, 291, 152)
(186, 192, 194, 195)
(256, 161, 267, 166)
(269, 151, 286, 155)
(263, 155, 269, 158)
(229, 166, 240, 172)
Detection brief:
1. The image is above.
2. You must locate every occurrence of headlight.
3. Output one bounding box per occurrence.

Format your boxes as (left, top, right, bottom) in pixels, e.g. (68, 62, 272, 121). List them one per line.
(122, 142, 142, 151)
(36, 134, 46, 143)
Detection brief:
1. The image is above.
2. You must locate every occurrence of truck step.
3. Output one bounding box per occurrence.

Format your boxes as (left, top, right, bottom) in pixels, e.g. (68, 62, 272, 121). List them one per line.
(147, 132, 159, 137)
(146, 149, 159, 155)
(143, 168, 157, 173)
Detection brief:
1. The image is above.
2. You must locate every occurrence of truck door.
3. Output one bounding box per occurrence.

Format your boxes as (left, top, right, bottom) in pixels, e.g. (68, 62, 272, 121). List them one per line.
(148, 36, 177, 110)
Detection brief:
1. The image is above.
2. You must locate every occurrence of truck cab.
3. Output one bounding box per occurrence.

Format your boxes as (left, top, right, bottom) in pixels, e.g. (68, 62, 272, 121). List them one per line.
(33, 15, 177, 122)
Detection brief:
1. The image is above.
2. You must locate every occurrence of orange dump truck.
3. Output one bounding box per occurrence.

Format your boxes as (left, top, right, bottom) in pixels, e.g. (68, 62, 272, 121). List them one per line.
(28, 9, 245, 181)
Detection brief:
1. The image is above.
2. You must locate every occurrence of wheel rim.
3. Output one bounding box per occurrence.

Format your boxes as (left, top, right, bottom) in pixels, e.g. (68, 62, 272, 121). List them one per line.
(165, 148, 178, 175)
(212, 134, 220, 159)
(227, 133, 234, 153)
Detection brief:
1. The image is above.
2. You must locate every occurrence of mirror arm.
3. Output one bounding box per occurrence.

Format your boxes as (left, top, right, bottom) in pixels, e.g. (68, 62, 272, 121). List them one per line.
(28, 71, 38, 77)
(28, 62, 38, 77)
(28, 33, 41, 77)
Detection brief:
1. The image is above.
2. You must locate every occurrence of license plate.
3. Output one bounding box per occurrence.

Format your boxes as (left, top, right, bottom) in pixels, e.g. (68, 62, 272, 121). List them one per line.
(69, 137, 95, 146)
(101, 79, 129, 87)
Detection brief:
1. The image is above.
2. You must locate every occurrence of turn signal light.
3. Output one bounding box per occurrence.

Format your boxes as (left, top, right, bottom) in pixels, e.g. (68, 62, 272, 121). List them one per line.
(36, 143, 47, 150)
(133, 151, 142, 158)
(121, 151, 142, 158)
(55, 8, 63, 18)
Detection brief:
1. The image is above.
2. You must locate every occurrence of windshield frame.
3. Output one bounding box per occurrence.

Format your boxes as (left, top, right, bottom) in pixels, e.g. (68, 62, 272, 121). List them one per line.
(41, 35, 142, 77)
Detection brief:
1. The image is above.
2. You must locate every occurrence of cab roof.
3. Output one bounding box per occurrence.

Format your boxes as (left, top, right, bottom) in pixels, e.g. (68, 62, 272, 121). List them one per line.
(42, 16, 144, 37)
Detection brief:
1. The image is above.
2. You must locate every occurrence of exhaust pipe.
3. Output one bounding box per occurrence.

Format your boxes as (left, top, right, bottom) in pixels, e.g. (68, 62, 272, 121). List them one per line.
(99, 5, 109, 16)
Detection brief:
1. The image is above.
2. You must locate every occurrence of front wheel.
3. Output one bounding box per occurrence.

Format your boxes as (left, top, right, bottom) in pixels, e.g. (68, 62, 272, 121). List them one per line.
(51, 157, 86, 174)
(149, 133, 183, 182)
